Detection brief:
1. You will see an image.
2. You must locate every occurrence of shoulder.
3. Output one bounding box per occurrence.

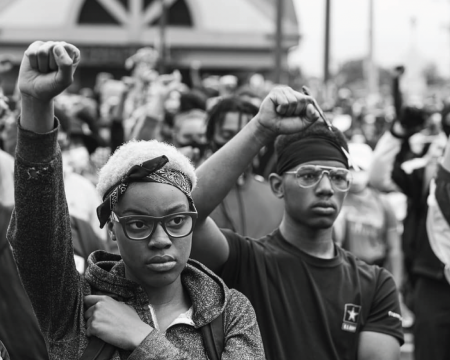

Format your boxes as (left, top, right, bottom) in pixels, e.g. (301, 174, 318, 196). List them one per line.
(338, 246, 387, 282)
(224, 289, 258, 323)
(221, 228, 276, 251)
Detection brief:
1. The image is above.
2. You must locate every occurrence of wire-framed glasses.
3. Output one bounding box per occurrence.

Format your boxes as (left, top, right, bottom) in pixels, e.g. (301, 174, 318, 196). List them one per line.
(284, 165, 352, 192)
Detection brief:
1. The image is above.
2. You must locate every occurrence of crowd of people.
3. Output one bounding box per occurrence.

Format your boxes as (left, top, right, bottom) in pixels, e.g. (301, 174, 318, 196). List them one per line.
(0, 40, 450, 360)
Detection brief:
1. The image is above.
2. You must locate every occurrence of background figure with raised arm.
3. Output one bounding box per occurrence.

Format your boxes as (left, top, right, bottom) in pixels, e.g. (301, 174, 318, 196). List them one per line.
(204, 97, 284, 238)
(191, 87, 404, 360)
(8, 41, 264, 360)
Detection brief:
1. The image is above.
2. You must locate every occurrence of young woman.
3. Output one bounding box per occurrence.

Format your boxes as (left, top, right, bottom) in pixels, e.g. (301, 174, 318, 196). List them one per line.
(8, 41, 264, 359)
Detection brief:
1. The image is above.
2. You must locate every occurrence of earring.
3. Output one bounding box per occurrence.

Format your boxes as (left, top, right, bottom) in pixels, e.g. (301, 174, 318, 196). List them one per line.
(110, 232, 116, 241)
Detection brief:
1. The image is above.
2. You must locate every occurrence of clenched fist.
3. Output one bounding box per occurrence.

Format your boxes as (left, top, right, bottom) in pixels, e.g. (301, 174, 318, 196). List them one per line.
(19, 41, 80, 102)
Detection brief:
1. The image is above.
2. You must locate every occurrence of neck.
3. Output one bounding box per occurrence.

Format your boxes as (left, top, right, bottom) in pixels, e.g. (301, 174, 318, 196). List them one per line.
(279, 214, 335, 259)
(141, 276, 187, 310)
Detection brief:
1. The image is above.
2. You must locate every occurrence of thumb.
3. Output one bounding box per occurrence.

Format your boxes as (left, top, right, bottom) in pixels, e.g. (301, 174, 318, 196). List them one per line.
(53, 44, 77, 87)
(83, 295, 104, 307)
(305, 103, 321, 123)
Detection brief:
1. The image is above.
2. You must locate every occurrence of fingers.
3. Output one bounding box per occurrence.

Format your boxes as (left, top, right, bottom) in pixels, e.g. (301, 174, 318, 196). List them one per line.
(84, 294, 107, 307)
(24, 40, 80, 80)
(272, 86, 311, 117)
(24, 41, 44, 71)
(305, 103, 321, 123)
(53, 42, 80, 86)
(36, 41, 56, 73)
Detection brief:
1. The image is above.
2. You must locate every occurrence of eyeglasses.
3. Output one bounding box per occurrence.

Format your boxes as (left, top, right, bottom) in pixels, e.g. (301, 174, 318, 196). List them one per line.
(111, 211, 198, 241)
(284, 165, 352, 192)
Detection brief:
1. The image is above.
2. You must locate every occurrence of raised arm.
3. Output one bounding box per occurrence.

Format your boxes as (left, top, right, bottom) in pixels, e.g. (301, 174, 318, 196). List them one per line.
(191, 87, 320, 272)
(7, 41, 83, 345)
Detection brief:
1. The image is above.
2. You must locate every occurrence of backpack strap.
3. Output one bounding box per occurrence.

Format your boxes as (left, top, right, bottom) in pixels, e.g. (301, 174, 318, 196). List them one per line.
(79, 337, 116, 360)
(79, 291, 123, 360)
(200, 313, 224, 360)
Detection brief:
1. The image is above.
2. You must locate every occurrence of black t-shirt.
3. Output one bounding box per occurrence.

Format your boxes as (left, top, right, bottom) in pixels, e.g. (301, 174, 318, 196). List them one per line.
(220, 228, 404, 360)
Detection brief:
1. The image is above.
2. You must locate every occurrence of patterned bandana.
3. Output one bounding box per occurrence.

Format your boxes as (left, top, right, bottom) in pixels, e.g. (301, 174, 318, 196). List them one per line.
(96, 155, 194, 228)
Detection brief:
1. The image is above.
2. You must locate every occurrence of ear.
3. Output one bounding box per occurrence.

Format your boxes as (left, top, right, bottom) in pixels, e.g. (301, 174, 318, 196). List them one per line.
(269, 173, 284, 199)
(107, 221, 117, 241)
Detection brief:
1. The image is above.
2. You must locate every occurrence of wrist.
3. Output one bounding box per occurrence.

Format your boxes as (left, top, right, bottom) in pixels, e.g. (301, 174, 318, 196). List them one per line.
(248, 115, 277, 147)
(129, 324, 153, 350)
(20, 94, 55, 134)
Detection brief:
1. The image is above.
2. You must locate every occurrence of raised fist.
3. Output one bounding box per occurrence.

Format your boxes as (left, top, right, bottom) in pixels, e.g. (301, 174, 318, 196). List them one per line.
(18, 41, 80, 102)
(255, 86, 320, 137)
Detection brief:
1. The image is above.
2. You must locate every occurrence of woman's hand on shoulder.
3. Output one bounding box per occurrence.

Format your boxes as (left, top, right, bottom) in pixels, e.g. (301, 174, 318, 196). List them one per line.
(84, 295, 153, 351)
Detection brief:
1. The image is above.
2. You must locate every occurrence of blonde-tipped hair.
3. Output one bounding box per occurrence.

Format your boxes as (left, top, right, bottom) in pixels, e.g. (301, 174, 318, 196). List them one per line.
(97, 139, 197, 199)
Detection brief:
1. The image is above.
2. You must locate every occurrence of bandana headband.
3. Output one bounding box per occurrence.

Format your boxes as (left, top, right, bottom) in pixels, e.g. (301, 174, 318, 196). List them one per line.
(276, 137, 350, 175)
(96, 156, 194, 228)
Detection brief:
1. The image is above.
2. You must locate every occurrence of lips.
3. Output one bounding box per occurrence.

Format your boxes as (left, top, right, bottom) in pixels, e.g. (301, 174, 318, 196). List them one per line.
(312, 201, 336, 210)
(145, 255, 177, 272)
(311, 201, 337, 215)
(146, 255, 175, 264)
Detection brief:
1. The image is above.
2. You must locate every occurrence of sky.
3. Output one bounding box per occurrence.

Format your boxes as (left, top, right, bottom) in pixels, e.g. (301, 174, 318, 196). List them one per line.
(291, 0, 450, 79)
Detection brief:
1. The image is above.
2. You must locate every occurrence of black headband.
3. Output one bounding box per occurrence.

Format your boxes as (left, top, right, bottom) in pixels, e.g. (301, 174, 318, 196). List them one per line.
(96, 155, 194, 229)
(276, 137, 349, 175)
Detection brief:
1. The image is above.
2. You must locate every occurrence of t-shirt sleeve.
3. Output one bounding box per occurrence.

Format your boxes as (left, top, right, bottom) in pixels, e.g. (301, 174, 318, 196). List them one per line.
(219, 229, 255, 289)
(362, 269, 404, 345)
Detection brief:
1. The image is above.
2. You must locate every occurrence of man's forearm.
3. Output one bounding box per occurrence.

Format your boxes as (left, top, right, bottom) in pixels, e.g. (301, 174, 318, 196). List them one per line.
(193, 119, 272, 220)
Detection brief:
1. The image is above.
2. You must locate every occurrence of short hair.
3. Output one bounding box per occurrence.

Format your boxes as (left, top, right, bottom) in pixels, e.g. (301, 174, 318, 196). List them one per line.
(179, 90, 207, 112)
(275, 122, 349, 161)
(205, 97, 259, 141)
(97, 140, 197, 199)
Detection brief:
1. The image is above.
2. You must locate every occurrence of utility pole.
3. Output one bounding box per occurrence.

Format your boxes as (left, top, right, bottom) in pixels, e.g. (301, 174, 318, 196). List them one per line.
(274, 0, 284, 84)
(159, 0, 168, 73)
(324, 0, 331, 85)
(367, 0, 378, 102)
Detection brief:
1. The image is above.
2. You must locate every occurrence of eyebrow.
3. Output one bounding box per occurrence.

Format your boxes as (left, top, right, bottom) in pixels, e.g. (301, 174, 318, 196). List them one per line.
(122, 203, 189, 216)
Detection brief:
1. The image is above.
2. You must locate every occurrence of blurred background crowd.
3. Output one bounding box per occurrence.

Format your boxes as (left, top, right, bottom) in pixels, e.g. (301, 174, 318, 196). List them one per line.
(2, 0, 450, 359)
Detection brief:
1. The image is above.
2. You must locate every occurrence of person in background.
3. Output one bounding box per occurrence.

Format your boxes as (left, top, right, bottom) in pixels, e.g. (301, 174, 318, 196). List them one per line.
(191, 87, 404, 360)
(369, 104, 449, 360)
(334, 143, 402, 281)
(204, 96, 284, 238)
(9, 40, 264, 360)
(171, 109, 208, 168)
(333, 142, 414, 327)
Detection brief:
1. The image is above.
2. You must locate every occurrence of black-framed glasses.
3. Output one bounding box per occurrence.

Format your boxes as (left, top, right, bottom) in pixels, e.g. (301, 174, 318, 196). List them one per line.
(284, 165, 352, 192)
(111, 211, 198, 241)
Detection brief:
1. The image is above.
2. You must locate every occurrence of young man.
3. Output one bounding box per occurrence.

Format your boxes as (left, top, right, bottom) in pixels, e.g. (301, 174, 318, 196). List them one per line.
(191, 92, 404, 360)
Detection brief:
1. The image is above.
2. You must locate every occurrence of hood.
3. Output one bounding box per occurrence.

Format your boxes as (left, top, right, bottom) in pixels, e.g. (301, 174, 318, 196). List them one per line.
(84, 250, 228, 327)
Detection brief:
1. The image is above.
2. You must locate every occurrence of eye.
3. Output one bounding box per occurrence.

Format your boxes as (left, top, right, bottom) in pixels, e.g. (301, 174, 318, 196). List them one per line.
(128, 220, 147, 230)
(331, 172, 348, 182)
(167, 215, 187, 227)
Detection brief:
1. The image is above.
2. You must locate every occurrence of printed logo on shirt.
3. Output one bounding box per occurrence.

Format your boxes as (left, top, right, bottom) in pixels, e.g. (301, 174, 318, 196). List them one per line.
(388, 311, 403, 321)
(341, 304, 361, 333)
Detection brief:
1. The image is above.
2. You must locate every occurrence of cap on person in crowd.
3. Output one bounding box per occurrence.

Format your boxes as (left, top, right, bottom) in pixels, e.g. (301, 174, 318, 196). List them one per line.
(96, 140, 197, 228)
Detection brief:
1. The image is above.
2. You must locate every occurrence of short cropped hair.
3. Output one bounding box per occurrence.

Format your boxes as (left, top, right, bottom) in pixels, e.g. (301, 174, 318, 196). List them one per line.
(205, 97, 259, 141)
(275, 122, 349, 160)
(97, 140, 197, 199)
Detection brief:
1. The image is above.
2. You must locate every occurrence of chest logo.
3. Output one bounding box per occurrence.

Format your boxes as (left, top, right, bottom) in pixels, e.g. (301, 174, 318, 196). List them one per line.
(342, 304, 361, 333)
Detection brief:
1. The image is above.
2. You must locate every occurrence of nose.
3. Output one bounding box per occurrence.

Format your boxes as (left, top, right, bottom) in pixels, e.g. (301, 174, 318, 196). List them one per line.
(148, 223, 172, 250)
(315, 172, 334, 195)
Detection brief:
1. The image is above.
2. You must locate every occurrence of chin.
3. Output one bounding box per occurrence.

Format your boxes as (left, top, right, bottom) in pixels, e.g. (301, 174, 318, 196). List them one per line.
(308, 217, 336, 229)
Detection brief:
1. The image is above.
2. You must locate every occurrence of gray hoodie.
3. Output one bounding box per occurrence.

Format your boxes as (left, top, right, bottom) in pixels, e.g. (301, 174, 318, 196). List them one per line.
(8, 120, 264, 360)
